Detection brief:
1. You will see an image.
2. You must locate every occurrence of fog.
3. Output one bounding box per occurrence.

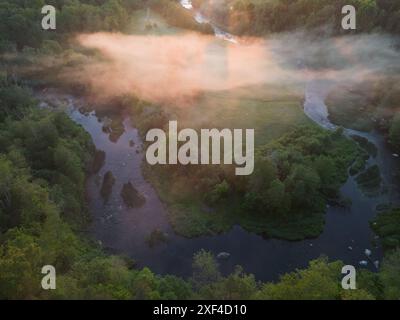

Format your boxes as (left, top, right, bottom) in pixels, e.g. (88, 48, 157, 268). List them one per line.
(67, 31, 400, 104)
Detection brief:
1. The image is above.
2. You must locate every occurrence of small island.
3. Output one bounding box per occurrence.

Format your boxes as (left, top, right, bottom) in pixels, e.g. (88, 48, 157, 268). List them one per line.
(121, 182, 146, 208)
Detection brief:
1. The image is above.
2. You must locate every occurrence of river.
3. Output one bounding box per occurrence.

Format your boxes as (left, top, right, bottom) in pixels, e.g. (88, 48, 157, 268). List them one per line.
(37, 78, 399, 282)
(36, 3, 400, 282)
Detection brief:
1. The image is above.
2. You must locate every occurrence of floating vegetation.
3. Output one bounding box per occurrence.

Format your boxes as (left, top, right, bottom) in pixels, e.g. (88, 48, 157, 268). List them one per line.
(371, 208, 400, 250)
(121, 182, 146, 208)
(102, 117, 125, 143)
(146, 229, 169, 248)
(356, 165, 382, 196)
(100, 171, 115, 203)
(92, 149, 106, 174)
(351, 135, 378, 158)
(349, 155, 367, 176)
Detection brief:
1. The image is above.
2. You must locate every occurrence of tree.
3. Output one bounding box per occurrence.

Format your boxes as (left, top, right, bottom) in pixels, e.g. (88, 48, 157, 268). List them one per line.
(265, 179, 287, 214)
(199, 266, 258, 299)
(340, 288, 375, 300)
(257, 257, 342, 300)
(206, 180, 230, 204)
(0, 157, 13, 223)
(53, 144, 83, 185)
(158, 275, 192, 300)
(314, 155, 338, 196)
(285, 164, 321, 211)
(191, 250, 221, 290)
(0, 85, 35, 121)
(132, 267, 160, 300)
(0, 230, 43, 299)
(380, 249, 400, 300)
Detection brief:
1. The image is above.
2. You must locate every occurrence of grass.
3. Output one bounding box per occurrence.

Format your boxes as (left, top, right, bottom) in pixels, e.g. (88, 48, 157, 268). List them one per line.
(325, 85, 376, 132)
(175, 84, 309, 146)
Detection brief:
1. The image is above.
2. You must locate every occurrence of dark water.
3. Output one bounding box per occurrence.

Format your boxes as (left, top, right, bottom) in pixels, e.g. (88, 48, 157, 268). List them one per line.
(38, 88, 399, 282)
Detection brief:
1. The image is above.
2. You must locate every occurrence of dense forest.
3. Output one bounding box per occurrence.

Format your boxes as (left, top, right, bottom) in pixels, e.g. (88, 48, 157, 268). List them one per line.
(191, 0, 400, 35)
(0, 0, 399, 300)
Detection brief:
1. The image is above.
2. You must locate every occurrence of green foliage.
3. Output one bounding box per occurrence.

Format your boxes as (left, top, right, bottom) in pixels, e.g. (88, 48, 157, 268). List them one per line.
(58, 0, 129, 33)
(340, 288, 376, 300)
(238, 125, 360, 238)
(0, 230, 43, 299)
(0, 104, 93, 226)
(257, 257, 343, 300)
(0, 0, 138, 52)
(371, 208, 400, 251)
(380, 249, 400, 300)
(0, 0, 44, 51)
(349, 155, 367, 176)
(192, 0, 400, 36)
(191, 249, 221, 290)
(285, 164, 321, 210)
(351, 135, 378, 158)
(205, 180, 230, 204)
(356, 269, 384, 299)
(141, 119, 361, 240)
(0, 84, 35, 121)
(150, 0, 214, 34)
(40, 40, 63, 55)
(196, 266, 258, 300)
(157, 275, 192, 300)
(355, 165, 382, 196)
(0, 87, 186, 300)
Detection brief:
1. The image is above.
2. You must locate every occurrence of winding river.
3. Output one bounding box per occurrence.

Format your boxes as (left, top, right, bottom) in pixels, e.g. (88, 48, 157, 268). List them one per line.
(38, 78, 399, 282)
(37, 3, 400, 282)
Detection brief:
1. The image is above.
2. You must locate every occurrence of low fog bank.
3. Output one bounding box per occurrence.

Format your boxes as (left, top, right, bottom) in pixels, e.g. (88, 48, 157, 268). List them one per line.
(57, 31, 400, 106)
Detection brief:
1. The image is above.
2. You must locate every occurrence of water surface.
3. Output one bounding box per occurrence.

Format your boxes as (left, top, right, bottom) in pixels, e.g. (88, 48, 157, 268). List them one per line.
(39, 89, 399, 281)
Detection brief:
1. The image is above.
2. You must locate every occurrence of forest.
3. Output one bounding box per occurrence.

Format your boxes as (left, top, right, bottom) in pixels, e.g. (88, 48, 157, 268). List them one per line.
(0, 0, 399, 300)
(191, 0, 400, 35)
